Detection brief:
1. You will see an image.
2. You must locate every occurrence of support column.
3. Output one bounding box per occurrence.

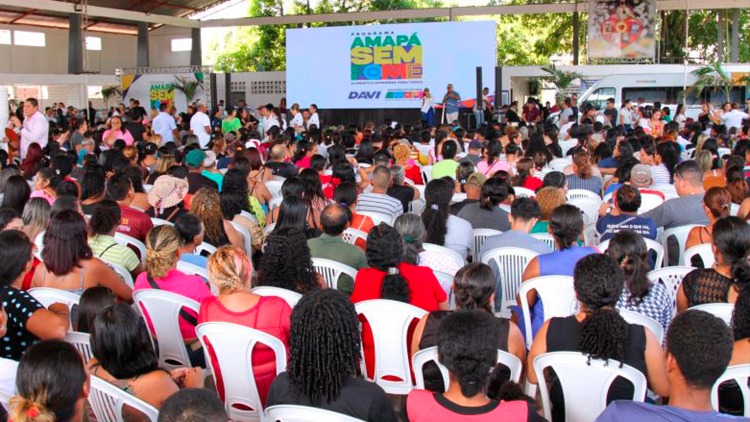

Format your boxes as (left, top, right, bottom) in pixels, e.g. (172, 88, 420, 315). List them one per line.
(137, 22, 149, 68)
(224, 73, 231, 106)
(572, 6, 580, 65)
(731, 9, 739, 63)
(190, 27, 202, 66)
(716, 10, 723, 63)
(68, 14, 83, 74)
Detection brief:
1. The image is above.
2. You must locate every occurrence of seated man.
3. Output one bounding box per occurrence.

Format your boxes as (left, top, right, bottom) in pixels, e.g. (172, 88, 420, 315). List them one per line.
(355, 165, 404, 220)
(596, 310, 740, 421)
(596, 184, 657, 242)
(158, 388, 227, 422)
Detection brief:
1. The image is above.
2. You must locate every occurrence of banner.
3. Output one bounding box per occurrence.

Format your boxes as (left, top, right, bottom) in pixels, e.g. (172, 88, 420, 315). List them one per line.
(588, 0, 656, 60)
(121, 73, 205, 113)
(286, 21, 496, 109)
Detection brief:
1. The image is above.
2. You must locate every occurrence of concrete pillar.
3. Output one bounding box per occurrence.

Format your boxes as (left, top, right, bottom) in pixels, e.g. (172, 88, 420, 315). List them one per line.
(190, 28, 202, 66)
(731, 9, 739, 63)
(68, 14, 83, 74)
(224, 73, 231, 106)
(137, 22, 149, 68)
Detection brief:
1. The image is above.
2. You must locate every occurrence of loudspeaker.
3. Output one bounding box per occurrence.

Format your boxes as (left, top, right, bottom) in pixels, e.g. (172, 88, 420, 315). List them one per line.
(495, 66, 503, 107)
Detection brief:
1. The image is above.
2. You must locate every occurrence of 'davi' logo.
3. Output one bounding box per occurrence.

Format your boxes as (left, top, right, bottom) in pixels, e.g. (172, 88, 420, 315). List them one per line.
(350, 32, 423, 81)
(349, 91, 382, 99)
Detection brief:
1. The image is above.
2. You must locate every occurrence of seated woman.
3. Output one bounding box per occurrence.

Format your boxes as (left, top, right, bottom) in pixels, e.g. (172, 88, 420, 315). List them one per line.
(190, 187, 244, 250)
(721, 278, 750, 415)
(419, 179, 473, 260)
(395, 213, 461, 278)
(531, 186, 566, 234)
(31, 210, 132, 301)
(520, 204, 598, 339)
(407, 311, 543, 421)
(607, 230, 672, 331)
(88, 304, 203, 411)
(411, 263, 526, 392)
(133, 225, 213, 366)
(477, 140, 511, 177)
(220, 169, 264, 252)
(30, 167, 61, 206)
(527, 254, 669, 422)
(8, 340, 88, 422)
(512, 157, 543, 192)
(145, 175, 189, 223)
(79, 170, 106, 215)
(334, 181, 375, 235)
(677, 216, 750, 312)
(88, 200, 142, 279)
(21, 197, 50, 243)
(566, 147, 602, 196)
(685, 186, 732, 267)
(200, 246, 291, 408)
(266, 289, 397, 422)
(256, 227, 321, 294)
(458, 177, 512, 234)
(75, 286, 116, 334)
(174, 213, 208, 269)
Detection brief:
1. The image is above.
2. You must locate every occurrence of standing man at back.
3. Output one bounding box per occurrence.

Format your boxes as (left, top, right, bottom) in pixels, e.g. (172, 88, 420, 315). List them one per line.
(8, 97, 48, 159)
(189, 101, 211, 149)
(153, 102, 179, 145)
(442, 84, 461, 125)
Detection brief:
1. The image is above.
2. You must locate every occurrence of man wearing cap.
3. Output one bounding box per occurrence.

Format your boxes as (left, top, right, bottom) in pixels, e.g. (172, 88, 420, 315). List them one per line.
(8, 97, 48, 159)
(450, 172, 485, 215)
(189, 101, 211, 148)
(442, 84, 461, 124)
(185, 149, 219, 194)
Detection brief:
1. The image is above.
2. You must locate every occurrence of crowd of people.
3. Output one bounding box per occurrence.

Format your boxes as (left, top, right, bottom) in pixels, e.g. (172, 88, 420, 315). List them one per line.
(0, 91, 747, 422)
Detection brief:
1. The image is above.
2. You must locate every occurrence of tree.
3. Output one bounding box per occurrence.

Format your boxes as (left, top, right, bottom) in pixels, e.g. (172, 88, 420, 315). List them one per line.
(538, 64, 583, 105)
(690, 62, 732, 103)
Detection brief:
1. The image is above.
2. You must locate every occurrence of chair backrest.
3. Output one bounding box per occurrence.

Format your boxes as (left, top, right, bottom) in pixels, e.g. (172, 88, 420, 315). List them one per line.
(195, 242, 218, 257)
(711, 364, 750, 417)
(142, 184, 153, 193)
(263, 222, 276, 237)
(28, 287, 80, 331)
(532, 352, 647, 422)
(132, 289, 200, 370)
(530, 233, 556, 251)
(354, 300, 427, 394)
(177, 260, 209, 280)
(150, 217, 173, 226)
(357, 211, 393, 226)
(268, 196, 283, 216)
(272, 175, 286, 183)
(409, 197, 426, 215)
(265, 180, 284, 198)
(421, 165, 433, 183)
(311, 258, 358, 290)
(265, 405, 365, 422)
(583, 222, 600, 246)
(422, 243, 465, 268)
(518, 276, 576, 349)
(619, 309, 664, 345)
(637, 193, 664, 215)
(473, 228, 503, 257)
(647, 266, 693, 302)
(514, 187, 536, 198)
(108, 263, 135, 289)
(229, 221, 254, 257)
(34, 231, 44, 260)
(566, 189, 601, 201)
(689, 303, 734, 325)
(569, 197, 602, 226)
(412, 346, 522, 391)
(599, 238, 665, 269)
(480, 247, 539, 318)
(731, 203, 740, 217)
(341, 228, 367, 246)
(661, 224, 701, 266)
(250, 286, 302, 309)
(450, 192, 467, 204)
(685, 243, 716, 268)
(548, 158, 571, 172)
(65, 331, 94, 362)
(114, 232, 147, 262)
(432, 270, 455, 297)
(197, 322, 287, 422)
(88, 375, 159, 422)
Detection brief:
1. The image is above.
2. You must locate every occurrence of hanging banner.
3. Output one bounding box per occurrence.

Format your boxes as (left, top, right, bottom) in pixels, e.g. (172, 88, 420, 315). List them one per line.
(588, 0, 656, 59)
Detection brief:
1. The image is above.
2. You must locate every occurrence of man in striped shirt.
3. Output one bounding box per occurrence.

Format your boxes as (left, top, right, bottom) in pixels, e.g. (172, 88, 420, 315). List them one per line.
(355, 166, 404, 220)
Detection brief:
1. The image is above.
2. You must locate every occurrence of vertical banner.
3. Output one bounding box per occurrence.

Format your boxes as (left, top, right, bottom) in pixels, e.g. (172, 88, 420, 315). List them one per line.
(588, 0, 656, 59)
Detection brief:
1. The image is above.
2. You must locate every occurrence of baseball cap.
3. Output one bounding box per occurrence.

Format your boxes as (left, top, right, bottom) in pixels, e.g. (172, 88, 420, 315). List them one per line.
(466, 172, 487, 186)
(186, 149, 206, 167)
(468, 140, 484, 150)
(631, 164, 653, 186)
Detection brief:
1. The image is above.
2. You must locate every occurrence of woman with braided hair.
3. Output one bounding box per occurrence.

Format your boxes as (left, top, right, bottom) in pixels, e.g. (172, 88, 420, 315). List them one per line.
(266, 289, 396, 421)
(256, 226, 322, 294)
(527, 254, 669, 422)
(199, 246, 291, 408)
(410, 263, 526, 393)
(190, 187, 244, 250)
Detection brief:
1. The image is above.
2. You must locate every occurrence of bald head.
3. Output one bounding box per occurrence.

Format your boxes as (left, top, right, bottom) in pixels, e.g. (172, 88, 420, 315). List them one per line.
(321, 204, 349, 236)
(270, 144, 287, 161)
(371, 165, 392, 190)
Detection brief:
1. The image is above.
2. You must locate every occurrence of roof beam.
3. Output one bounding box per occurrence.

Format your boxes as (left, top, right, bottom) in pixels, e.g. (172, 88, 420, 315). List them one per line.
(200, 0, 747, 28)
(0, 0, 199, 28)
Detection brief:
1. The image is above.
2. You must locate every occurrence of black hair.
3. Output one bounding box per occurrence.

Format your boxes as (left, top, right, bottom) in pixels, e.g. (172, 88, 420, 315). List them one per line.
(333, 182, 358, 208)
(76, 286, 116, 334)
(124, 166, 146, 194)
(106, 172, 132, 202)
(355, 139, 375, 164)
(90, 303, 159, 379)
(437, 311, 500, 397)
(713, 216, 750, 269)
(615, 184, 642, 213)
(320, 204, 349, 236)
(257, 227, 317, 294)
(281, 176, 305, 198)
(453, 263, 495, 313)
(574, 254, 629, 365)
(299, 168, 327, 209)
(0, 230, 32, 288)
(485, 140, 502, 165)
(1, 175, 31, 214)
(55, 179, 79, 199)
(276, 195, 308, 232)
(310, 154, 326, 172)
(50, 196, 79, 217)
(656, 141, 680, 183)
(441, 140, 458, 160)
(80, 170, 106, 201)
(0, 207, 22, 230)
(542, 171, 566, 189)
(287, 289, 360, 405)
(606, 230, 651, 305)
(480, 177, 509, 211)
(365, 224, 409, 303)
(167, 165, 188, 179)
(330, 163, 356, 184)
(43, 209, 92, 275)
(667, 310, 733, 389)
(219, 168, 252, 220)
(158, 389, 227, 422)
(88, 199, 121, 235)
(510, 197, 541, 221)
(421, 178, 453, 247)
(292, 140, 311, 164)
(549, 204, 584, 250)
(174, 213, 203, 246)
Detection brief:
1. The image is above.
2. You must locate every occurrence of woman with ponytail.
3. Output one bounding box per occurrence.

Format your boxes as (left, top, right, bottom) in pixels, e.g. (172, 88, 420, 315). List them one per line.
(422, 178, 473, 260)
(720, 270, 750, 415)
(8, 340, 88, 422)
(685, 187, 732, 267)
(394, 213, 460, 277)
(528, 254, 669, 422)
(351, 224, 447, 379)
(607, 230, 672, 331)
(457, 177, 512, 234)
(410, 263, 526, 393)
(407, 311, 544, 422)
(565, 147, 602, 196)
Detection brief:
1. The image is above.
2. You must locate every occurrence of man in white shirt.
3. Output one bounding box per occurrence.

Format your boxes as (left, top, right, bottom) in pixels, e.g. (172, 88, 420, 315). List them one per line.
(9, 97, 48, 159)
(722, 103, 749, 131)
(355, 166, 403, 219)
(151, 102, 179, 144)
(189, 101, 211, 148)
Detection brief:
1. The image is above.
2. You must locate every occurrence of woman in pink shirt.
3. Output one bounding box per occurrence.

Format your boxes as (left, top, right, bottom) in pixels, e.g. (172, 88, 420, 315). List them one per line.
(102, 115, 135, 147)
(29, 167, 59, 205)
(134, 225, 213, 367)
(477, 140, 511, 177)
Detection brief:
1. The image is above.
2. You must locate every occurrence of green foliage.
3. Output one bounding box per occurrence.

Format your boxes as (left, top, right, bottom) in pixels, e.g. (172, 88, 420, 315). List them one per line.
(690, 62, 732, 103)
(538, 63, 583, 105)
(171, 75, 203, 102)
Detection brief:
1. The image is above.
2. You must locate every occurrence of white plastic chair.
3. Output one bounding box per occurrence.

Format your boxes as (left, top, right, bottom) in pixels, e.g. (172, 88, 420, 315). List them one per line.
(422, 243, 465, 268)
(354, 300, 427, 395)
(230, 221, 254, 257)
(251, 286, 302, 309)
(647, 266, 694, 303)
(685, 243, 716, 268)
(142, 184, 153, 193)
(711, 364, 750, 417)
(532, 352, 647, 422)
(514, 187, 536, 198)
(531, 233, 556, 251)
(114, 232, 147, 262)
(421, 165, 433, 183)
(689, 303, 734, 325)
(28, 287, 80, 331)
(34, 231, 44, 260)
(132, 289, 200, 371)
(409, 197, 425, 215)
(265, 405, 365, 422)
(311, 258, 358, 290)
(480, 247, 539, 318)
(433, 270, 455, 297)
(569, 197, 602, 226)
(197, 322, 287, 422)
(88, 375, 159, 422)
(637, 193, 664, 215)
(661, 224, 701, 266)
(195, 242, 218, 256)
(177, 260, 209, 280)
(566, 189, 601, 201)
(473, 228, 503, 258)
(619, 309, 664, 345)
(65, 331, 94, 362)
(268, 197, 282, 215)
(272, 175, 286, 183)
(599, 238, 665, 269)
(357, 211, 393, 226)
(518, 276, 576, 349)
(150, 217, 173, 226)
(583, 222, 600, 246)
(342, 228, 367, 247)
(265, 180, 284, 198)
(108, 263, 135, 289)
(548, 158, 571, 173)
(412, 346, 522, 391)
(450, 192, 467, 204)
(263, 222, 276, 236)
(731, 203, 740, 217)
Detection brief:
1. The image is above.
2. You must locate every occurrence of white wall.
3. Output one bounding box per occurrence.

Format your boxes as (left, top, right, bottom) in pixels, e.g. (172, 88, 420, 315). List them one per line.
(149, 26, 193, 68)
(215, 71, 286, 108)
